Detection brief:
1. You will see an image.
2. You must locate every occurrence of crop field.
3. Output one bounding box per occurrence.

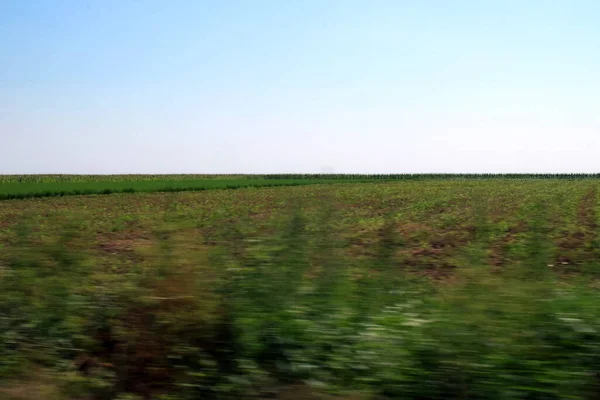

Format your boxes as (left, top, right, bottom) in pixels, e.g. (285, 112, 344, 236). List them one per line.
(2, 177, 600, 399)
(0, 175, 392, 200)
(1, 174, 599, 200)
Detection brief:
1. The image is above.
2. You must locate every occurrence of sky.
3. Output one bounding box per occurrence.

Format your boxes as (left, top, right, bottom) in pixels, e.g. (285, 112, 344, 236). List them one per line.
(1, 0, 600, 174)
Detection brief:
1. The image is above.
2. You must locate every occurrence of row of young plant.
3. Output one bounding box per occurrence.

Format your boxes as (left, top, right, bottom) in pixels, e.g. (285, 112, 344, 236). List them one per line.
(0, 175, 249, 184)
(2, 200, 600, 399)
(0, 179, 378, 201)
(4, 173, 600, 185)
(261, 173, 600, 180)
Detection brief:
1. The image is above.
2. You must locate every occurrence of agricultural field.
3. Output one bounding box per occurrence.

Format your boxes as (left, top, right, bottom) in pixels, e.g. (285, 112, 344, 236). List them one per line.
(1, 174, 597, 200)
(0, 175, 392, 200)
(2, 177, 600, 399)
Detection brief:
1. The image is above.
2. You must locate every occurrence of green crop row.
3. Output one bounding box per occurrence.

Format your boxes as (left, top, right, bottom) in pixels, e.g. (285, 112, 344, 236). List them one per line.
(3, 174, 600, 201)
(260, 173, 600, 180)
(0, 178, 385, 201)
(3, 173, 600, 185)
(0, 174, 250, 184)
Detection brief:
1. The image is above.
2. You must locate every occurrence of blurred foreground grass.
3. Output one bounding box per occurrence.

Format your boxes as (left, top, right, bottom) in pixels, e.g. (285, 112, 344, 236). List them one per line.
(2, 180, 600, 399)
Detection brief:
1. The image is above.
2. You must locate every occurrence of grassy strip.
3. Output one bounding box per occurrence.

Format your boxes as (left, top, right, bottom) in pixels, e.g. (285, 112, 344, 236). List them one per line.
(3, 173, 600, 201)
(0, 178, 386, 201)
(3, 173, 600, 185)
(0, 174, 250, 184)
(261, 173, 600, 180)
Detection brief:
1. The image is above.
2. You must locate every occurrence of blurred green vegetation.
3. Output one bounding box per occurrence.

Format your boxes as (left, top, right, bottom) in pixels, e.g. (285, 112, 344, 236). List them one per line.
(1, 180, 600, 399)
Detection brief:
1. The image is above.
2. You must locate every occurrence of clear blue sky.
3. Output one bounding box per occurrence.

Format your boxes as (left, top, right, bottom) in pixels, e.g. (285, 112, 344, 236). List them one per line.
(2, 0, 599, 173)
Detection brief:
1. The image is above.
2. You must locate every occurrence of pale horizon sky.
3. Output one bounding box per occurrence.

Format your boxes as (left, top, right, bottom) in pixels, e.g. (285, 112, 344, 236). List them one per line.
(2, 0, 600, 174)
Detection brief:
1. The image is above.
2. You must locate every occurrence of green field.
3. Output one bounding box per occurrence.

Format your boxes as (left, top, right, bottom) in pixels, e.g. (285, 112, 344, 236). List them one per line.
(2, 173, 600, 200)
(0, 176, 382, 200)
(2, 177, 600, 399)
